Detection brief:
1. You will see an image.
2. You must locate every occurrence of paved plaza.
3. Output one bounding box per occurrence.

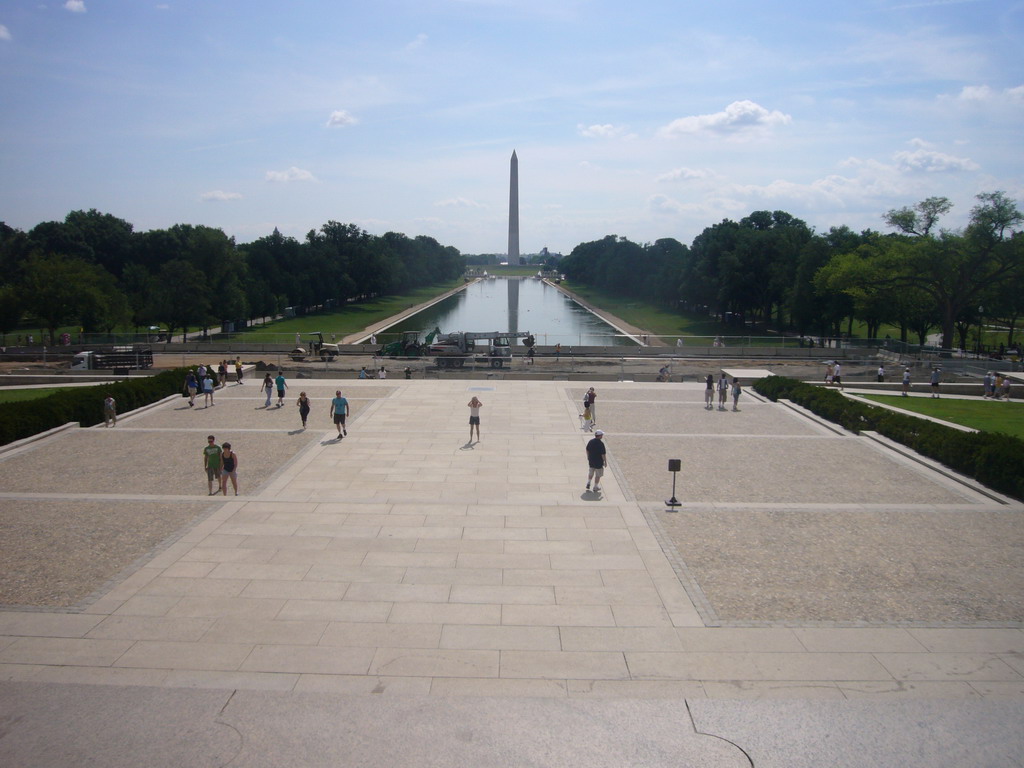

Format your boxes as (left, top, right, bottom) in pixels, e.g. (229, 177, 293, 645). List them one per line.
(1, 378, 1022, 766)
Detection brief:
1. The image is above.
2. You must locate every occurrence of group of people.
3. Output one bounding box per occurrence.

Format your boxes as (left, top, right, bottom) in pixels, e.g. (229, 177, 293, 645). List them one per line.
(201, 435, 239, 496)
(983, 371, 1014, 400)
(704, 374, 743, 411)
(182, 359, 245, 407)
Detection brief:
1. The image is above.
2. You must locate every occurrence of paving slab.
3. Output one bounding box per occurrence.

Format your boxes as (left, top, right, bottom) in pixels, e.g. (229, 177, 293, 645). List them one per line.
(0, 378, 1022, 764)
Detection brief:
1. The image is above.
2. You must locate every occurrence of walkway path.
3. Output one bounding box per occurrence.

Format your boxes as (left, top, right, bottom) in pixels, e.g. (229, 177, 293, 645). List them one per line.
(1, 379, 1021, 766)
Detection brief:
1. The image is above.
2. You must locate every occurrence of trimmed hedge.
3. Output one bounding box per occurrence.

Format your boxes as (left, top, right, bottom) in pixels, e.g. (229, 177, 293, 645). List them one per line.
(753, 376, 1024, 501)
(0, 368, 210, 447)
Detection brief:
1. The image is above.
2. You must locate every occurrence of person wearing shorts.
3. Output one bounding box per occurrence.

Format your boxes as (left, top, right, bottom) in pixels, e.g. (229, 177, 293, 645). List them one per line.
(585, 430, 607, 493)
(275, 373, 288, 407)
(202, 435, 223, 495)
(704, 374, 714, 409)
(331, 390, 350, 438)
(467, 396, 482, 442)
(220, 442, 239, 496)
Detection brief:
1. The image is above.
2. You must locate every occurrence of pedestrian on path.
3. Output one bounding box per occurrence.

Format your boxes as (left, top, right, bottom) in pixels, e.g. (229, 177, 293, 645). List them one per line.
(467, 396, 483, 442)
(581, 402, 594, 432)
(184, 370, 198, 407)
(930, 368, 942, 398)
(717, 373, 729, 410)
(297, 391, 311, 428)
(331, 389, 349, 438)
(203, 373, 215, 407)
(731, 378, 742, 411)
(832, 361, 843, 390)
(261, 373, 273, 407)
(275, 372, 288, 407)
(220, 442, 239, 496)
(218, 361, 228, 388)
(202, 435, 223, 495)
(704, 374, 714, 410)
(102, 394, 117, 427)
(877, 364, 885, 383)
(902, 368, 911, 397)
(235, 357, 244, 385)
(584, 387, 596, 421)
(1000, 376, 1012, 400)
(585, 430, 607, 493)
(983, 371, 994, 398)
(378, 366, 387, 379)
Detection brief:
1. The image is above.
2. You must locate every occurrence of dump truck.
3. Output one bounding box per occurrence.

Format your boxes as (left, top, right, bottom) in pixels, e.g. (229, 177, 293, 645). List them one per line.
(71, 346, 154, 371)
(428, 331, 534, 369)
(289, 332, 342, 361)
(378, 327, 441, 357)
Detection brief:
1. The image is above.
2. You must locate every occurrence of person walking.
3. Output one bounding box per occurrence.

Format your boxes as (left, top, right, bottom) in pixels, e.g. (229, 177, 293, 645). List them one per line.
(330, 389, 350, 438)
(877, 364, 885, 383)
(731, 377, 742, 411)
(585, 430, 607, 493)
(902, 368, 911, 397)
(584, 387, 597, 421)
(235, 357, 244, 385)
(983, 371, 994, 398)
(359, 367, 368, 379)
(296, 391, 311, 428)
(717, 373, 729, 410)
(930, 368, 941, 398)
(378, 366, 387, 379)
(261, 373, 274, 408)
(467, 396, 483, 442)
(184, 370, 199, 407)
(704, 374, 714, 410)
(275, 372, 288, 407)
(832, 361, 843, 390)
(102, 394, 117, 427)
(581, 402, 594, 432)
(218, 360, 228, 388)
(203, 373, 215, 407)
(202, 435, 223, 495)
(220, 442, 239, 496)
(404, 367, 412, 380)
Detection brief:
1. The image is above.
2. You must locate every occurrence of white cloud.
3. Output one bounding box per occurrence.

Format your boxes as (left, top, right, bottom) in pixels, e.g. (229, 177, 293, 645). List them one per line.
(648, 194, 684, 215)
(1007, 86, 1024, 102)
(435, 197, 484, 208)
(656, 167, 711, 183)
(893, 148, 979, 172)
(947, 84, 1024, 105)
(326, 109, 357, 128)
(0, 25, 11, 41)
(405, 33, 427, 51)
(578, 123, 627, 139)
(265, 166, 317, 183)
(64, 0, 86, 12)
(657, 100, 792, 139)
(200, 190, 242, 202)
(958, 85, 993, 101)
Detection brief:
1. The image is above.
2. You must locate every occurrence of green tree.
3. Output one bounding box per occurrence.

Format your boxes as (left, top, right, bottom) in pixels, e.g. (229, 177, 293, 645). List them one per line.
(20, 254, 123, 341)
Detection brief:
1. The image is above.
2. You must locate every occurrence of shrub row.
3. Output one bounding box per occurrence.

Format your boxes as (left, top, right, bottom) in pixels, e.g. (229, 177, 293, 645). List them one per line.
(753, 376, 1024, 502)
(0, 369, 207, 447)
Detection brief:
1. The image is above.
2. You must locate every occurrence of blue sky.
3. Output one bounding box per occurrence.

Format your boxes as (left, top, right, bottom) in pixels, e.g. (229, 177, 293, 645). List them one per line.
(1, 0, 1022, 254)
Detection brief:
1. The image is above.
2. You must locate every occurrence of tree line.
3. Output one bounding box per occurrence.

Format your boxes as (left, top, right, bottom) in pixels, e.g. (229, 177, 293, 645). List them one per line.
(0, 212, 464, 341)
(559, 192, 1023, 350)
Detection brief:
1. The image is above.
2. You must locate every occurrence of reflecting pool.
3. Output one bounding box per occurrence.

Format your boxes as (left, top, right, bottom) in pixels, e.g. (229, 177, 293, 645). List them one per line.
(383, 278, 638, 346)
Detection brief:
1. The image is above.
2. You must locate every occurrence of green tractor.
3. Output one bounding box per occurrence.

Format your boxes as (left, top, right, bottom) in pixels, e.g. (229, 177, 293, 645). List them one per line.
(378, 326, 441, 357)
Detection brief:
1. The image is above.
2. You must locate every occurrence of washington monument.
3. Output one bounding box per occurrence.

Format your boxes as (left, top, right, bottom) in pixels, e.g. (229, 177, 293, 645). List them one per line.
(508, 150, 519, 262)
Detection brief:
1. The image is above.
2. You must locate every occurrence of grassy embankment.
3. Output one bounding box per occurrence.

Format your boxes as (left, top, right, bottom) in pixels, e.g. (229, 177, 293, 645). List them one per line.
(861, 394, 1024, 440)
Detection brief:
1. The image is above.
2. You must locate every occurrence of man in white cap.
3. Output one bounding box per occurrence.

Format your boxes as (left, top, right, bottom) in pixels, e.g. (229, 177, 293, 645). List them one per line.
(585, 430, 607, 493)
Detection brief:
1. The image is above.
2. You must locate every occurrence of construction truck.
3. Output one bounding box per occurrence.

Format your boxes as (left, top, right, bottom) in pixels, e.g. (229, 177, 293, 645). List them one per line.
(71, 346, 154, 371)
(428, 331, 534, 369)
(289, 332, 341, 362)
(378, 327, 441, 357)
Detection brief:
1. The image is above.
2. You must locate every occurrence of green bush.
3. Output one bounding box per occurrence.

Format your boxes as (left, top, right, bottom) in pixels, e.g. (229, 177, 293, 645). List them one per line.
(0, 368, 202, 446)
(754, 376, 1024, 501)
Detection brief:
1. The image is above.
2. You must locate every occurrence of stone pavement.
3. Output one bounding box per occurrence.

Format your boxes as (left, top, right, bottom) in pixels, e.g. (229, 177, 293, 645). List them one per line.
(1, 379, 1022, 766)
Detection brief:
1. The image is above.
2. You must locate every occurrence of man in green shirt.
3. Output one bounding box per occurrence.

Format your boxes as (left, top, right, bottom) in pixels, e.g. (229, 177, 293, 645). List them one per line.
(202, 434, 223, 495)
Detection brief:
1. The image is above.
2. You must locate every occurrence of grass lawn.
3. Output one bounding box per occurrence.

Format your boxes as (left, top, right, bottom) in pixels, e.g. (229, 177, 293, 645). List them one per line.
(0, 388, 64, 404)
(223, 281, 464, 341)
(861, 394, 1024, 439)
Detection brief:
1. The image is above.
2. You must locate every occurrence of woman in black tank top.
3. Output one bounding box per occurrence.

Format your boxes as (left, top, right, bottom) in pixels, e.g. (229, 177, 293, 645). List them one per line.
(220, 442, 239, 496)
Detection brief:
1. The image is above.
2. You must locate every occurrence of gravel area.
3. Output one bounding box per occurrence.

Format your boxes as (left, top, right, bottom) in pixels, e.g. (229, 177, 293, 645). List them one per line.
(594, 401, 822, 437)
(0, 429, 320, 496)
(0, 500, 215, 607)
(611, 434, 973, 505)
(657, 507, 1024, 624)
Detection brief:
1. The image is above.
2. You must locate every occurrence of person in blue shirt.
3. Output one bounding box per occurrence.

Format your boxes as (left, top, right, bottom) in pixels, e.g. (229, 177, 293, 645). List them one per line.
(331, 390, 350, 438)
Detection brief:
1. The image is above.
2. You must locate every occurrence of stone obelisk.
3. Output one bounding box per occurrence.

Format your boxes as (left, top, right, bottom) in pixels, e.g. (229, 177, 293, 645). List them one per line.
(507, 150, 519, 263)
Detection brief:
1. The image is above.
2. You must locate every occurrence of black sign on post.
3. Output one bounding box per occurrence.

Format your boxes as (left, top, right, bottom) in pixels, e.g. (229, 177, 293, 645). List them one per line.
(666, 459, 681, 510)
